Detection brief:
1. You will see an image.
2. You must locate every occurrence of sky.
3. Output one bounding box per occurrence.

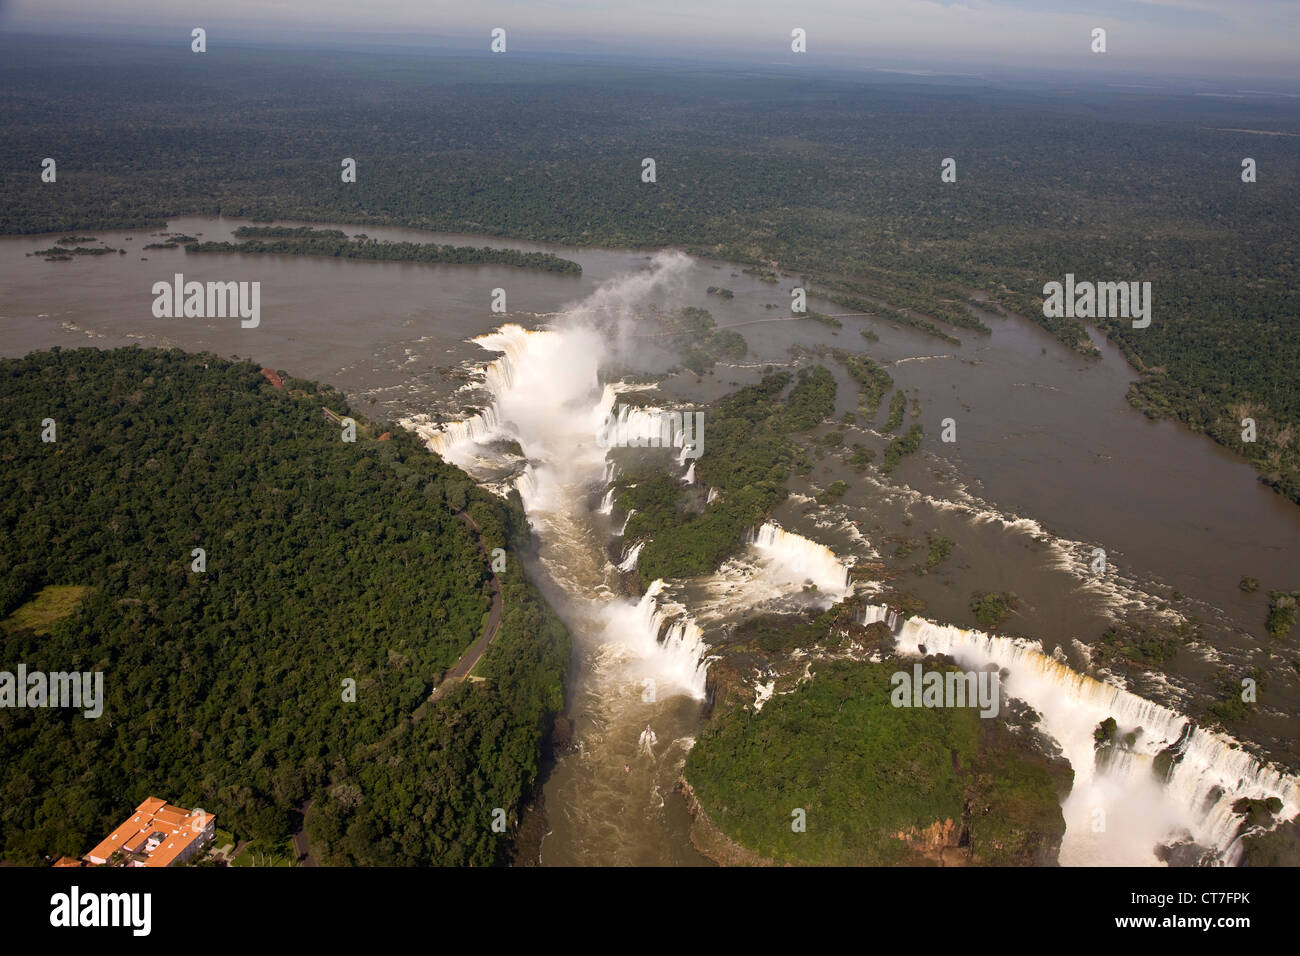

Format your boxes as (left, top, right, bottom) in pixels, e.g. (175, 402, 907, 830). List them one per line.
(2, 0, 1297, 78)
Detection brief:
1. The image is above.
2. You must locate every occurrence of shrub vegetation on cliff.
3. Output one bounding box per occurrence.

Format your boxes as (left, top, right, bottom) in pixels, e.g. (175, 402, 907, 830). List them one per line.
(685, 658, 1066, 865)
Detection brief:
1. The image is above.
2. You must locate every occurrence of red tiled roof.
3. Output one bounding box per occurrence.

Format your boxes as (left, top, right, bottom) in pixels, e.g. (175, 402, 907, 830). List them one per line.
(83, 798, 215, 867)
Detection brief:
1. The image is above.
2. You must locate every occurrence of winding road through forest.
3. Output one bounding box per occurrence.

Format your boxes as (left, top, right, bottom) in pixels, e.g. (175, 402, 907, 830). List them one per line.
(293, 506, 505, 862)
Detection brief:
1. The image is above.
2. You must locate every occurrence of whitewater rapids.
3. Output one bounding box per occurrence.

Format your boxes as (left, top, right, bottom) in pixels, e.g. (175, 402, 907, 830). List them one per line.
(399, 253, 1298, 866)
(873, 606, 1300, 865)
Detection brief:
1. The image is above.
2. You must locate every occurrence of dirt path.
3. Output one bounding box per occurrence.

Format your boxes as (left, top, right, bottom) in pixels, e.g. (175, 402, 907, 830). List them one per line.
(291, 800, 317, 867)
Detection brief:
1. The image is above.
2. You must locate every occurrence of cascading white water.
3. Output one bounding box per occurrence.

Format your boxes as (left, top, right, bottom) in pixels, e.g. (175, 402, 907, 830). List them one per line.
(606, 400, 686, 449)
(688, 521, 857, 622)
(401, 253, 736, 864)
(415, 405, 504, 458)
(860, 605, 899, 630)
(402, 254, 1299, 866)
(599, 580, 711, 699)
(599, 488, 616, 515)
(874, 606, 1300, 865)
(416, 308, 1297, 866)
(682, 462, 695, 485)
(618, 541, 645, 573)
(408, 308, 714, 706)
(749, 521, 851, 599)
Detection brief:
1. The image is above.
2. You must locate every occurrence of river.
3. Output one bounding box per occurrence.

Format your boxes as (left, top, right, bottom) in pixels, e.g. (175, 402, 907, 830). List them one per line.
(4, 216, 1297, 865)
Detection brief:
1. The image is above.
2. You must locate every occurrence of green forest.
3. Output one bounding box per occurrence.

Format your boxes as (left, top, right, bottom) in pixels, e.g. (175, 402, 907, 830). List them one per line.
(685, 655, 1069, 865)
(187, 226, 582, 274)
(0, 347, 568, 865)
(1, 38, 1295, 501)
(617, 367, 831, 585)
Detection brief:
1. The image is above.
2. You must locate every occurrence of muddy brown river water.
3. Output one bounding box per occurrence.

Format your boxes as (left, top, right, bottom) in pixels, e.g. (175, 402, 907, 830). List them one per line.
(4, 216, 1296, 865)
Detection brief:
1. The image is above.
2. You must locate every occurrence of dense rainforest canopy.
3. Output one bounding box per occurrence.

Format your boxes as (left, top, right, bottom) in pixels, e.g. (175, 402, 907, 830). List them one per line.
(0, 347, 568, 865)
(685, 651, 1070, 866)
(616, 366, 833, 585)
(1, 38, 1294, 502)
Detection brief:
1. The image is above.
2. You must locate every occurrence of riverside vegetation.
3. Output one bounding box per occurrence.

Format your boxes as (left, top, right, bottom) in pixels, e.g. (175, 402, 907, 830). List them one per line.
(606, 360, 1068, 864)
(0, 348, 568, 865)
(684, 606, 1071, 865)
(615, 366, 833, 586)
(186, 225, 582, 274)
(3, 38, 1295, 503)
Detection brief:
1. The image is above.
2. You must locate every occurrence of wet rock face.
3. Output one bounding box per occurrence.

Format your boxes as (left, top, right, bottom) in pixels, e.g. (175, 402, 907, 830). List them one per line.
(894, 819, 971, 866)
(1155, 840, 1218, 867)
(548, 714, 579, 756)
(1237, 817, 1300, 867)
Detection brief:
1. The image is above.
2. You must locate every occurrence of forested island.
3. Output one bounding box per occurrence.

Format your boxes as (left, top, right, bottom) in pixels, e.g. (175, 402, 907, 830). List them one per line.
(614, 366, 832, 585)
(0, 347, 568, 865)
(184, 225, 582, 275)
(2, 38, 1295, 503)
(682, 607, 1071, 865)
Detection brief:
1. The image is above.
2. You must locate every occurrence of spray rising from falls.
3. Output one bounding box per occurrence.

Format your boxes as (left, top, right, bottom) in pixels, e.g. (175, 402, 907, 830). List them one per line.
(404, 253, 714, 708)
(602, 581, 711, 699)
(870, 606, 1300, 865)
(687, 522, 856, 623)
(749, 522, 852, 600)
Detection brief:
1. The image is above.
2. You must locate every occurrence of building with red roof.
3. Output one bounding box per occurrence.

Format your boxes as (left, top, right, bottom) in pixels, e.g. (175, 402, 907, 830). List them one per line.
(82, 797, 216, 867)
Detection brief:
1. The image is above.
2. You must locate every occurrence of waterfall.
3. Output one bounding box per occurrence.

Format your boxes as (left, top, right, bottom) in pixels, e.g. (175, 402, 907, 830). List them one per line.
(682, 462, 695, 485)
(860, 605, 900, 630)
(615, 403, 683, 449)
(406, 316, 714, 705)
(875, 607, 1300, 865)
(598, 488, 616, 515)
(600, 580, 711, 700)
(409, 325, 561, 466)
(618, 541, 645, 573)
(515, 463, 541, 511)
(418, 405, 504, 457)
(748, 521, 851, 599)
(619, 508, 636, 536)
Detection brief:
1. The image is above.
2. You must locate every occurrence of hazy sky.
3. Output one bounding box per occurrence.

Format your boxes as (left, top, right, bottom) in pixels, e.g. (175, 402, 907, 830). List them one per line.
(3, 0, 1298, 77)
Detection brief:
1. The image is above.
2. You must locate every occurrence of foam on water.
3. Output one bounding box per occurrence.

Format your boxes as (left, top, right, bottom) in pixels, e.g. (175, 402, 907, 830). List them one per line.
(872, 606, 1300, 865)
